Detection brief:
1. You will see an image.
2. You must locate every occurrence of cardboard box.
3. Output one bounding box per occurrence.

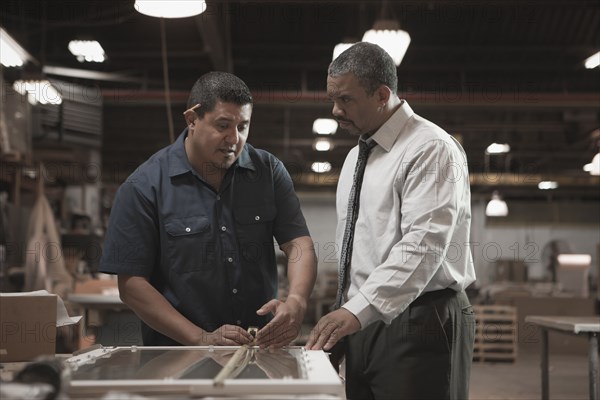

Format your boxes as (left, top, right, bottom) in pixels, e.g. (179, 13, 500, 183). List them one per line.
(557, 264, 590, 297)
(74, 277, 118, 295)
(0, 294, 58, 362)
(494, 260, 528, 282)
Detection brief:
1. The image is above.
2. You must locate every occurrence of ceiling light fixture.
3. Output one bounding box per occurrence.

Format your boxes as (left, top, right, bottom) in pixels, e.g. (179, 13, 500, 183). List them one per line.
(134, 0, 207, 18)
(362, 19, 410, 66)
(332, 42, 355, 61)
(485, 191, 509, 217)
(312, 118, 338, 135)
(584, 51, 600, 69)
(311, 162, 332, 174)
(0, 27, 34, 67)
(588, 153, 600, 176)
(585, 129, 600, 175)
(13, 80, 62, 105)
(485, 143, 511, 154)
(538, 181, 559, 190)
(68, 40, 106, 63)
(313, 138, 333, 152)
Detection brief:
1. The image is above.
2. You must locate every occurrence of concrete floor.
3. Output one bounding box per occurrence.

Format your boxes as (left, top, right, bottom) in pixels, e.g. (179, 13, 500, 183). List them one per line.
(469, 352, 591, 400)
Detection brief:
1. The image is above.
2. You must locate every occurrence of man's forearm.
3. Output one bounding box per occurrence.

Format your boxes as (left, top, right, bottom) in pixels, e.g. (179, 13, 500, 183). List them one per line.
(118, 275, 206, 345)
(281, 236, 317, 308)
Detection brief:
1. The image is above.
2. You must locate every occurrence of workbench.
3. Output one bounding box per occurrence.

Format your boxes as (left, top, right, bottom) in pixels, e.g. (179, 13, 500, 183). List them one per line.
(525, 315, 600, 400)
(68, 293, 141, 346)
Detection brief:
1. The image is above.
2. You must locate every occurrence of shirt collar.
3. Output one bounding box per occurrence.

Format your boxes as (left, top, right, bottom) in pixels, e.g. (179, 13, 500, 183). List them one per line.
(236, 144, 255, 171)
(167, 129, 255, 177)
(369, 100, 414, 152)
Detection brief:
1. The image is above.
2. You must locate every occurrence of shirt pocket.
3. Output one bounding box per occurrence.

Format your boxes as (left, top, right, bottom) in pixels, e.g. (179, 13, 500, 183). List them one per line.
(234, 203, 276, 262)
(164, 215, 214, 272)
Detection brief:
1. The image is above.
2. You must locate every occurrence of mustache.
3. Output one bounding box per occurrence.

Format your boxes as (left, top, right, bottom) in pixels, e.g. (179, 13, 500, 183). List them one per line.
(335, 117, 352, 124)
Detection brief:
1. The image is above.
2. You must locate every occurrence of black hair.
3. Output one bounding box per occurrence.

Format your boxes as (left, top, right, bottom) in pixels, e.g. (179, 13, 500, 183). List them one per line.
(328, 42, 398, 95)
(187, 71, 253, 118)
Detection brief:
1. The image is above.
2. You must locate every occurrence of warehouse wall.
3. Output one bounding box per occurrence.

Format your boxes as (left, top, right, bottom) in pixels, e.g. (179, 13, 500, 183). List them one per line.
(298, 193, 339, 276)
(471, 200, 600, 287)
(299, 192, 600, 293)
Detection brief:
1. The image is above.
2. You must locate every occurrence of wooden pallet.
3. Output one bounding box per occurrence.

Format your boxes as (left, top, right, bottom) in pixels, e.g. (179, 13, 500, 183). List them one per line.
(473, 305, 517, 363)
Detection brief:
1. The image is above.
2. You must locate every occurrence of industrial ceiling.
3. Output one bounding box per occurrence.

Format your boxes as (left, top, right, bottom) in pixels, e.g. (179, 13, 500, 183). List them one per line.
(1, 0, 599, 201)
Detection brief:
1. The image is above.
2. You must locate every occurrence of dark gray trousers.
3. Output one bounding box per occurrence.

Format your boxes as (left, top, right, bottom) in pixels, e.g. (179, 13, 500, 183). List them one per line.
(345, 289, 475, 400)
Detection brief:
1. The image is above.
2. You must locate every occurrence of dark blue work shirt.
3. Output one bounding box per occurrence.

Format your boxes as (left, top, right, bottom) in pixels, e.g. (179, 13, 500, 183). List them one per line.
(99, 130, 310, 345)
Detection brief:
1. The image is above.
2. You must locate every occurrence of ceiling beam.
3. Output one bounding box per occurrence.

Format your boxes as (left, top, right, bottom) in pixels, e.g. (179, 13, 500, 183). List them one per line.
(101, 89, 600, 108)
(43, 65, 143, 83)
(290, 171, 600, 188)
(470, 173, 599, 187)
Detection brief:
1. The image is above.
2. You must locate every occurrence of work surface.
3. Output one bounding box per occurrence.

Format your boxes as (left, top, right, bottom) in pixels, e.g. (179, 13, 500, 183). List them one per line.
(524, 316, 600, 334)
(525, 315, 599, 400)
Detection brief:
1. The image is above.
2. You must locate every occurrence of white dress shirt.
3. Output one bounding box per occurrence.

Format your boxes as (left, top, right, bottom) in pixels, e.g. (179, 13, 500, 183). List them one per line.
(338, 100, 476, 329)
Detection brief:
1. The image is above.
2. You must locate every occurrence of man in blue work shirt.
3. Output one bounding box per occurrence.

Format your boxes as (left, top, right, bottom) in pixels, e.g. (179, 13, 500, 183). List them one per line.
(100, 72, 317, 348)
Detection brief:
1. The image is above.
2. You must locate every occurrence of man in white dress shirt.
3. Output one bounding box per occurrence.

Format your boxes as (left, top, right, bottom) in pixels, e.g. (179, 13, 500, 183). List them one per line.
(306, 42, 477, 399)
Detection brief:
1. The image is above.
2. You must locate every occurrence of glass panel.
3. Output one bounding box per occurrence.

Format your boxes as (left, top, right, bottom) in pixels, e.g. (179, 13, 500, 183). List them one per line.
(70, 347, 303, 381)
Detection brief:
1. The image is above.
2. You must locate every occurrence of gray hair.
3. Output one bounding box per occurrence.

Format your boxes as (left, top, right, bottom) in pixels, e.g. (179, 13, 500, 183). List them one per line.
(328, 42, 398, 95)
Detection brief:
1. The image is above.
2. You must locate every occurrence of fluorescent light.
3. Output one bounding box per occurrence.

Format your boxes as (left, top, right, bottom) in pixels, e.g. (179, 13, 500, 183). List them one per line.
(538, 181, 558, 190)
(314, 138, 332, 152)
(584, 51, 600, 69)
(68, 40, 106, 63)
(485, 143, 511, 154)
(312, 118, 338, 135)
(589, 153, 600, 176)
(0, 27, 33, 67)
(134, 0, 207, 18)
(22, 167, 38, 179)
(362, 20, 411, 66)
(13, 80, 62, 105)
(311, 162, 332, 174)
(332, 43, 355, 60)
(485, 191, 508, 217)
(557, 254, 592, 266)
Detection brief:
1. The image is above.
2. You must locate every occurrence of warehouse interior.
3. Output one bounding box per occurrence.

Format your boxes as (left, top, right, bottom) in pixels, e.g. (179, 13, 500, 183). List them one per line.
(0, 1, 599, 399)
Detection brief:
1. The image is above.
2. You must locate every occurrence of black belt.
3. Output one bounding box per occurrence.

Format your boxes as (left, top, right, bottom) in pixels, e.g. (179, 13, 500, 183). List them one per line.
(411, 288, 457, 306)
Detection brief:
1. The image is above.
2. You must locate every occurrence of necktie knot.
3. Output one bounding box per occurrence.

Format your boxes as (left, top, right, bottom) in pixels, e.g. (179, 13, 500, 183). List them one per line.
(358, 139, 377, 159)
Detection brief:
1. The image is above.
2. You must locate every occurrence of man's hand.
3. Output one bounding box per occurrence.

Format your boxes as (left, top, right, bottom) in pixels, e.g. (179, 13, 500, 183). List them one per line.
(201, 324, 254, 346)
(254, 295, 306, 348)
(305, 308, 361, 351)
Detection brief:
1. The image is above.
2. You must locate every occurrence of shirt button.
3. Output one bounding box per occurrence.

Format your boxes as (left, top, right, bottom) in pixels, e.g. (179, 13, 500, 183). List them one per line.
(232, 288, 238, 294)
(185, 227, 191, 232)
(227, 257, 233, 263)
(221, 226, 227, 231)
(254, 215, 260, 221)
(216, 195, 221, 200)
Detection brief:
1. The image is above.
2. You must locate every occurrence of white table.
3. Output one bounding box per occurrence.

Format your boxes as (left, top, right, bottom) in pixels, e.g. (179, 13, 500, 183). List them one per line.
(68, 294, 140, 346)
(525, 315, 600, 400)
(68, 294, 128, 322)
